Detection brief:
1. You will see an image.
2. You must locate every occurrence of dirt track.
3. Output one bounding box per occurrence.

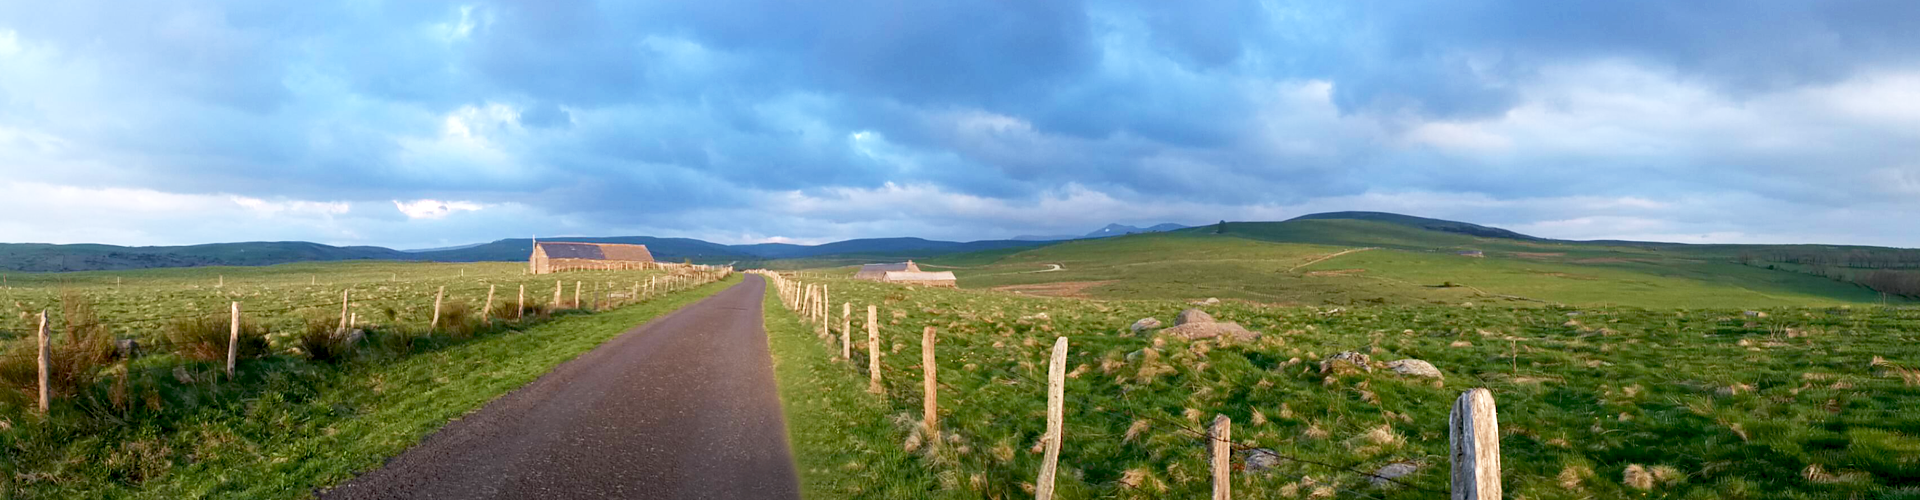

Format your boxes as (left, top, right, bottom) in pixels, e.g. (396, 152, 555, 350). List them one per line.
(321, 275, 800, 500)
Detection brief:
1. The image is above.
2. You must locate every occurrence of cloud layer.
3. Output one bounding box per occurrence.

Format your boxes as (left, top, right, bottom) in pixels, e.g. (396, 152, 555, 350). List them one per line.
(1, 1, 1917, 248)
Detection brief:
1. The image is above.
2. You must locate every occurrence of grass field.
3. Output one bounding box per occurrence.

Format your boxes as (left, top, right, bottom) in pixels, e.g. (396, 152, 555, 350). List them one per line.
(0, 261, 733, 498)
(923, 223, 1905, 309)
(766, 273, 1920, 499)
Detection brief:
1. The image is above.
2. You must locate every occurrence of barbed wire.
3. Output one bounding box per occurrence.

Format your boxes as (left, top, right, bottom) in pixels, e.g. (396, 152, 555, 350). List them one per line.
(765, 299, 1452, 495)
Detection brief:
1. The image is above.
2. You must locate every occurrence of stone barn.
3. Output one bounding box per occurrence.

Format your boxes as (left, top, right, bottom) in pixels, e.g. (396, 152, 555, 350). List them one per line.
(880, 270, 957, 287)
(530, 241, 655, 274)
(854, 261, 922, 280)
(853, 261, 957, 287)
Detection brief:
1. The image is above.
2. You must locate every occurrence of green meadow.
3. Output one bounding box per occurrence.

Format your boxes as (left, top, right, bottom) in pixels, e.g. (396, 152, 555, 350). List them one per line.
(765, 273, 1920, 499)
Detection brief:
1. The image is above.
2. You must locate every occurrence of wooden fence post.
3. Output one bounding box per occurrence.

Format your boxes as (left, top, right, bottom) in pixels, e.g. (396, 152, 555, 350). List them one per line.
(868, 305, 881, 393)
(431, 286, 445, 330)
(226, 302, 240, 377)
(482, 284, 496, 319)
(922, 326, 939, 436)
(553, 280, 562, 308)
(517, 284, 526, 320)
(1211, 414, 1231, 500)
(820, 287, 830, 338)
(1450, 388, 1501, 500)
(36, 310, 50, 413)
(1036, 337, 1069, 500)
(574, 281, 582, 309)
(841, 302, 852, 360)
(338, 289, 350, 333)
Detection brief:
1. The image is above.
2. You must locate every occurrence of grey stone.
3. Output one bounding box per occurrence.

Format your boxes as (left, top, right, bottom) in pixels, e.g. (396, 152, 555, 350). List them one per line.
(1129, 317, 1163, 333)
(1385, 359, 1443, 378)
(1175, 308, 1215, 326)
(1243, 448, 1282, 473)
(1159, 321, 1258, 342)
(1371, 462, 1419, 487)
(1320, 351, 1373, 374)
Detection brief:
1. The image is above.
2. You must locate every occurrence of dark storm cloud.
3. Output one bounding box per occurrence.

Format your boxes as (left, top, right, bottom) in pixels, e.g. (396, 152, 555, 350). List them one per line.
(0, 0, 1917, 247)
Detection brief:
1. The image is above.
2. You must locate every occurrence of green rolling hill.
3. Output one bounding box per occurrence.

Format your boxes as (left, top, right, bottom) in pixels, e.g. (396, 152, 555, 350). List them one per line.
(915, 213, 1913, 308)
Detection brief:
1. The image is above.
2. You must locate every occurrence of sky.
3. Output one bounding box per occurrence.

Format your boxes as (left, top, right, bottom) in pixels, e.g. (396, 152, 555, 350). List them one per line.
(1, 1, 1918, 249)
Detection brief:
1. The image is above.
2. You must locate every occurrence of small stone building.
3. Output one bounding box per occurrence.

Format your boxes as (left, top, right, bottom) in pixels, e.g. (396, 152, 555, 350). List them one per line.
(853, 261, 957, 287)
(854, 261, 923, 280)
(880, 270, 958, 287)
(530, 241, 655, 274)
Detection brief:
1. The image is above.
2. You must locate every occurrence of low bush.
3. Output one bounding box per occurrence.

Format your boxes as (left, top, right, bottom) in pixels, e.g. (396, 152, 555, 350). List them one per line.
(295, 317, 357, 363)
(162, 309, 269, 363)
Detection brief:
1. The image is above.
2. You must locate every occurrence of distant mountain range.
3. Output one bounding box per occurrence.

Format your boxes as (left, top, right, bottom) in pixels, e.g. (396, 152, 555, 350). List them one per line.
(1012, 222, 1189, 241)
(0, 223, 1177, 272)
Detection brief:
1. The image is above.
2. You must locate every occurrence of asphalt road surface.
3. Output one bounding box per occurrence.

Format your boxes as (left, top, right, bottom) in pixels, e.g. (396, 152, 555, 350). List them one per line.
(322, 275, 801, 500)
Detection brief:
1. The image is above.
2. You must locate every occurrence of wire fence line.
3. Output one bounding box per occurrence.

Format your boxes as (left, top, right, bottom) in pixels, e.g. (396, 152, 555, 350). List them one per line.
(757, 270, 1490, 499)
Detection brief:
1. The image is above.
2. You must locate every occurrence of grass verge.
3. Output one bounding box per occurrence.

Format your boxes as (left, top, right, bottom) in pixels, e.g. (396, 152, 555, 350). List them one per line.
(2, 275, 739, 499)
(761, 282, 942, 499)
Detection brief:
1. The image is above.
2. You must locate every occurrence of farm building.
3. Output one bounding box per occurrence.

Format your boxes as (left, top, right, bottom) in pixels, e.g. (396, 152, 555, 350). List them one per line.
(853, 261, 957, 287)
(880, 270, 958, 287)
(854, 261, 922, 280)
(529, 241, 655, 274)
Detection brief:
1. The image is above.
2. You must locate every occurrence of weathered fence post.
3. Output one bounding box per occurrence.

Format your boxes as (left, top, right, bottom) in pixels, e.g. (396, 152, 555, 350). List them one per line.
(338, 289, 350, 333)
(922, 326, 939, 436)
(431, 286, 445, 330)
(1450, 388, 1501, 500)
(482, 284, 497, 318)
(36, 310, 50, 413)
(553, 280, 562, 308)
(1211, 414, 1231, 500)
(227, 302, 240, 377)
(574, 281, 582, 309)
(868, 305, 882, 394)
(841, 302, 852, 360)
(517, 284, 526, 320)
(820, 286, 831, 338)
(1036, 337, 1069, 500)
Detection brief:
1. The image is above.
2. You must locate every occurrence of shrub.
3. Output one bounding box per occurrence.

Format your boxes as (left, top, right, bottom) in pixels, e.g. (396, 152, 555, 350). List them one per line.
(436, 300, 479, 338)
(163, 309, 269, 363)
(0, 291, 120, 400)
(295, 317, 356, 363)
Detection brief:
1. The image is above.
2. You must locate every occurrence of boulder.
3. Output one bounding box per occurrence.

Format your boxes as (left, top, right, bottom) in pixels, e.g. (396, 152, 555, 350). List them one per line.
(1191, 297, 1221, 306)
(114, 338, 142, 360)
(1385, 359, 1443, 379)
(1319, 351, 1372, 374)
(1159, 321, 1258, 342)
(1175, 308, 1215, 326)
(343, 329, 367, 345)
(1243, 448, 1282, 473)
(1129, 317, 1163, 333)
(1371, 462, 1419, 487)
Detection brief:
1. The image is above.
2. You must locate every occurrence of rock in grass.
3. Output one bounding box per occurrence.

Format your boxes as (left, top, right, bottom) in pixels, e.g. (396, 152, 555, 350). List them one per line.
(1175, 308, 1215, 326)
(1190, 297, 1221, 306)
(1243, 448, 1281, 473)
(1320, 351, 1372, 374)
(1385, 359, 1443, 378)
(115, 339, 142, 360)
(1130, 317, 1163, 333)
(1371, 462, 1419, 487)
(1159, 321, 1258, 342)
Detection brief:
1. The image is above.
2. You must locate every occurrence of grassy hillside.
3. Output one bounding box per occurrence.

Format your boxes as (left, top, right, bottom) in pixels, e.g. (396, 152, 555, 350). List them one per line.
(765, 274, 1920, 499)
(0, 260, 734, 498)
(905, 218, 1905, 308)
(0, 242, 413, 273)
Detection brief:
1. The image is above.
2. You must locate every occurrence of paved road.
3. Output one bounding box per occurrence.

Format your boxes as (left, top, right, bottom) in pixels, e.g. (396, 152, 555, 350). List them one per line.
(322, 275, 801, 500)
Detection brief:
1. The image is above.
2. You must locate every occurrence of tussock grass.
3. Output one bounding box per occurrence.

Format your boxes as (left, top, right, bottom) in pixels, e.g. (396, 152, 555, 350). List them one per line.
(773, 275, 1920, 499)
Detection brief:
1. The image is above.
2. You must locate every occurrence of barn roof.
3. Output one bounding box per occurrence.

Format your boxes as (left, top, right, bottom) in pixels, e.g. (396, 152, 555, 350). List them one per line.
(536, 242, 654, 261)
(857, 262, 917, 274)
